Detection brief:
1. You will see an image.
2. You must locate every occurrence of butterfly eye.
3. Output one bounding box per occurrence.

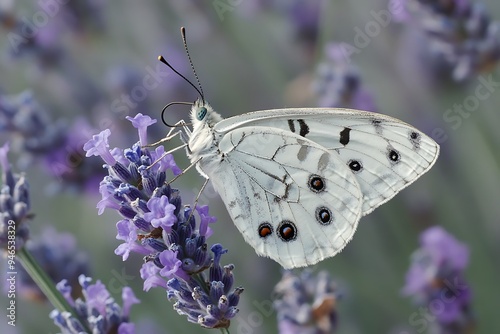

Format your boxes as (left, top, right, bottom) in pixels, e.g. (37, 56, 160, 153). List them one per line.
(197, 107, 207, 120)
(258, 223, 273, 238)
(277, 220, 297, 242)
(308, 175, 325, 192)
(316, 206, 332, 225)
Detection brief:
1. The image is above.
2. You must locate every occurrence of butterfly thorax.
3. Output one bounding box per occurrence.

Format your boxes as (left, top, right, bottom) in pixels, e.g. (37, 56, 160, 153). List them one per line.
(187, 100, 224, 178)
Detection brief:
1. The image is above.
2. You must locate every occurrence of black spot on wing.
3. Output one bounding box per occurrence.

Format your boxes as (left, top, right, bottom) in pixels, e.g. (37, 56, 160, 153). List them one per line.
(298, 119, 309, 137)
(409, 131, 421, 150)
(287, 119, 295, 133)
(277, 220, 297, 242)
(339, 127, 351, 145)
(258, 222, 273, 238)
(387, 148, 401, 164)
(348, 159, 362, 173)
(316, 206, 333, 225)
(372, 118, 383, 135)
(308, 175, 325, 192)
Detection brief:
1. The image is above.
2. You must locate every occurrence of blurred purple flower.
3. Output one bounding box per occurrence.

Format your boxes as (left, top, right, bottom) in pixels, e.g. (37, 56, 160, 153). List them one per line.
(50, 275, 139, 334)
(0, 0, 105, 65)
(0, 142, 30, 251)
(287, 1, 321, 46)
(273, 270, 339, 334)
(238, 1, 321, 47)
(44, 117, 107, 193)
(49, 0, 107, 33)
(0, 91, 106, 193)
(397, 0, 500, 81)
(0, 91, 65, 154)
(313, 43, 377, 111)
(403, 226, 475, 333)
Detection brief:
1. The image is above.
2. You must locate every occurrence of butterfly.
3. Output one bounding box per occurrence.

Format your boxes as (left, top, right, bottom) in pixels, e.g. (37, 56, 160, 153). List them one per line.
(159, 29, 439, 269)
(162, 98, 439, 269)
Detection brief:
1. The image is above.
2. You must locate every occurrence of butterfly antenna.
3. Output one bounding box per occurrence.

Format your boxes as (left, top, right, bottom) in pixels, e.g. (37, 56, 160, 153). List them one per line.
(180, 26, 205, 103)
(161, 101, 193, 127)
(157, 55, 204, 101)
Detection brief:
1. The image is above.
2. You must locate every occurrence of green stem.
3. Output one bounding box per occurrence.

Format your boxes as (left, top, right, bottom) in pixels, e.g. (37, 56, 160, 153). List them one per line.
(193, 272, 209, 295)
(219, 328, 230, 334)
(17, 247, 90, 332)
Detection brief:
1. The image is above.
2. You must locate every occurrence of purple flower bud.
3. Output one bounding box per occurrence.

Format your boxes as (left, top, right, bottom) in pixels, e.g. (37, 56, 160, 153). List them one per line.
(126, 113, 156, 146)
(83, 129, 116, 166)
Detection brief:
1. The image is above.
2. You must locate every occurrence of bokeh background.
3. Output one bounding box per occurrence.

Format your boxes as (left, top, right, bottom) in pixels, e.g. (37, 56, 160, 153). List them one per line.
(1, 0, 499, 333)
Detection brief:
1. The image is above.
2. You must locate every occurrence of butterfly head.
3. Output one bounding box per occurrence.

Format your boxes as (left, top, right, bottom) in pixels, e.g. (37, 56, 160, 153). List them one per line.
(190, 98, 223, 127)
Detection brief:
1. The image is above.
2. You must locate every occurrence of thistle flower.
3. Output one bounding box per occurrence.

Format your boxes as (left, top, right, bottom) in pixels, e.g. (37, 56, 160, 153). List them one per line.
(0, 142, 30, 251)
(273, 270, 339, 334)
(50, 275, 139, 334)
(402, 226, 475, 333)
(313, 43, 377, 111)
(84, 113, 243, 329)
(9, 227, 90, 302)
(396, 0, 500, 81)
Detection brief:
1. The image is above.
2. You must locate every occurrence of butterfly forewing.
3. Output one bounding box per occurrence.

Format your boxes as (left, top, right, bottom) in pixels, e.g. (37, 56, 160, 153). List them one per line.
(214, 108, 439, 215)
(205, 127, 363, 269)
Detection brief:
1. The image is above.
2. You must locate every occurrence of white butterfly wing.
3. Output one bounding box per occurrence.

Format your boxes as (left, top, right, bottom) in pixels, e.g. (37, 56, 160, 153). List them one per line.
(214, 109, 439, 215)
(204, 127, 363, 269)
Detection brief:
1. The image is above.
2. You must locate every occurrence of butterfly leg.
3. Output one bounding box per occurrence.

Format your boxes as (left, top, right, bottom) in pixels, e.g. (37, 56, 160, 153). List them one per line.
(146, 143, 188, 171)
(185, 177, 210, 223)
(143, 120, 189, 147)
(165, 157, 202, 185)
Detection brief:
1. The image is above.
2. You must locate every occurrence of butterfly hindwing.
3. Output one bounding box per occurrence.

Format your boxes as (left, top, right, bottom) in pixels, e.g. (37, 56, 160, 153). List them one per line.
(214, 108, 439, 215)
(207, 127, 363, 269)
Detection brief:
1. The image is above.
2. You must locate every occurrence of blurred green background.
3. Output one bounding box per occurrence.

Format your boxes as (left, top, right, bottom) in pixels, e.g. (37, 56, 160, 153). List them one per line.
(0, 1, 499, 333)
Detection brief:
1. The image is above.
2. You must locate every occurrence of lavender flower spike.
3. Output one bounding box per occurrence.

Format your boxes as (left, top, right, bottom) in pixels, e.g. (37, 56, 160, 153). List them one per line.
(397, 0, 500, 81)
(273, 270, 339, 334)
(0, 142, 30, 251)
(50, 275, 139, 334)
(85, 113, 243, 330)
(402, 226, 475, 333)
(166, 244, 243, 329)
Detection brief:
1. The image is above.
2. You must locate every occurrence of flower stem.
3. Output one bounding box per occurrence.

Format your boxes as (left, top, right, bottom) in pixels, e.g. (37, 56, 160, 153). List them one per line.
(193, 272, 209, 295)
(219, 328, 230, 334)
(17, 247, 89, 331)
